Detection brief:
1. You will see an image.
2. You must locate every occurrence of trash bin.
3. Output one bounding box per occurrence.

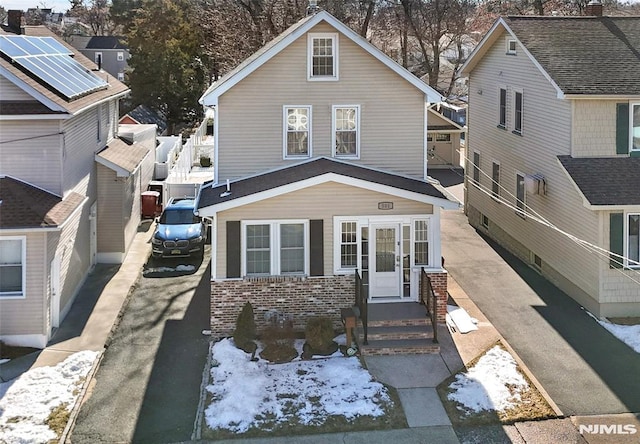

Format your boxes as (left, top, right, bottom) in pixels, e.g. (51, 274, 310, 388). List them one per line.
(141, 191, 160, 219)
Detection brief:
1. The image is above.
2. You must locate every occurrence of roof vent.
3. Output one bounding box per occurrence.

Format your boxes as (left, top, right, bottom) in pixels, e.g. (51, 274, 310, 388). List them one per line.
(585, 0, 603, 16)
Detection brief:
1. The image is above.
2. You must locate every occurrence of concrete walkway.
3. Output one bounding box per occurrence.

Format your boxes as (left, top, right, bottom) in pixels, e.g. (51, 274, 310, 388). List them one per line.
(0, 222, 154, 382)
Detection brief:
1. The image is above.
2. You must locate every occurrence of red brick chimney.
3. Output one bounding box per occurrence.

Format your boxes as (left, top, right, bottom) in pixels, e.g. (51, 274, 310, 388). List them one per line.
(7, 10, 24, 34)
(585, 0, 603, 16)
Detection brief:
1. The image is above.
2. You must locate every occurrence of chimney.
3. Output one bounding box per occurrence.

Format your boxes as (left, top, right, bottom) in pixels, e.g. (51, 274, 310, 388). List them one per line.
(585, 0, 603, 16)
(306, 0, 320, 16)
(7, 10, 24, 34)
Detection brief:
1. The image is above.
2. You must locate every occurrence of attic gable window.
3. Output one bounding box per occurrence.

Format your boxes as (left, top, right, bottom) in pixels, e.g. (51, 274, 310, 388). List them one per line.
(506, 39, 517, 55)
(308, 33, 338, 81)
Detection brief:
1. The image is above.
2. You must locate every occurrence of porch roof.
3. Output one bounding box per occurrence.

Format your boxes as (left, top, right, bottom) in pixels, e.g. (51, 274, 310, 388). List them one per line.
(197, 157, 459, 214)
(95, 137, 151, 177)
(558, 155, 640, 207)
(0, 176, 85, 229)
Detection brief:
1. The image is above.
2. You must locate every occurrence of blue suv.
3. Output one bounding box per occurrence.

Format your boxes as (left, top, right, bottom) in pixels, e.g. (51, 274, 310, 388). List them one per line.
(151, 198, 206, 259)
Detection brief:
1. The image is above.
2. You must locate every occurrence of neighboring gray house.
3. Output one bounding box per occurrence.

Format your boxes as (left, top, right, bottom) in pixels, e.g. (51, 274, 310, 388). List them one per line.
(460, 12, 640, 318)
(0, 16, 149, 348)
(69, 35, 129, 82)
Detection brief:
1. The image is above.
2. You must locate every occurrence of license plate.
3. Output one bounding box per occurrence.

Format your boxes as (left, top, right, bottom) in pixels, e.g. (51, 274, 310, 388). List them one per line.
(171, 250, 181, 255)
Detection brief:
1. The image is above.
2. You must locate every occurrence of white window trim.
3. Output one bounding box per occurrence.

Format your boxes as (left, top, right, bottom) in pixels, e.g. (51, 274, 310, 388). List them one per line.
(630, 102, 640, 153)
(332, 104, 360, 159)
(624, 212, 640, 269)
(333, 215, 436, 275)
(513, 88, 524, 135)
(0, 236, 26, 299)
(117, 51, 124, 61)
(498, 85, 507, 129)
(282, 105, 312, 159)
(506, 39, 517, 55)
(307, 33, 339, 81)
(472, 150, 480, 187)
(516, 171, 526, 219)
(241, 220, 309, 276)
(117, 72, 125, 81)
(491, 160, 501, 199)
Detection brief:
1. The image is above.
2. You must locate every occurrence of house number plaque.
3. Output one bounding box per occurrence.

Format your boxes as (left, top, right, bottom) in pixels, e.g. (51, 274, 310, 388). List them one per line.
(378, 202, 393, 210)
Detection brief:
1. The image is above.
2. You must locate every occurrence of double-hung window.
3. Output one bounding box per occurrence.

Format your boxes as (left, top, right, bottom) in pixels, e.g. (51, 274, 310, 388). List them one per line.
(498, 87, 507, 129)
(514, 90, 523, 134)
(492, 161, 500, 199)
(0, 237, 25, 298)
(333, 105, 359, 158)
(414, 220, 429, 266)
(516, 173, 526, 218)
(627, 214, 640, 268)
(308, 33, 338, 80)
(284, 106, 311, 158)
(244, 221, 307, 276)
(472, 151, 480, 186)
(632, 103, 640, 153)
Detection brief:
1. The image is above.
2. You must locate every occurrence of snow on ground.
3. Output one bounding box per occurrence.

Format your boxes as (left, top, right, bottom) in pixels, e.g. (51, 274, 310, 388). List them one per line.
(0, 350, 99, 444)
(144, 264, 196, 274)
(447, 345, 529, 414)
(597, 320, 640, 353)
(205, 337, 391, 433)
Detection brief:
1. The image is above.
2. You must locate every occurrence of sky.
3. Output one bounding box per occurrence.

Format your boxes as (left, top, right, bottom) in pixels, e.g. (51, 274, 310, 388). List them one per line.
(1, 1, 71, 12)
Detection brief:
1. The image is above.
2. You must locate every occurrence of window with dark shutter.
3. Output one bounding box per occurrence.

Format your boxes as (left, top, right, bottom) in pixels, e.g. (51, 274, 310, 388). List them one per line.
(609, 213, 624, 268)
(309, 219, 324, 276)
(226, 221, 241, 278)
(616, 103, 629, 155)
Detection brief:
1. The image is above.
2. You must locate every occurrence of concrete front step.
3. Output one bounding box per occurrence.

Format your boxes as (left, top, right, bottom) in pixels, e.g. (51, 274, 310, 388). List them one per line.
(359, 338, 440, 355)
(366, 324, 434, 341)
(368, 317, 430, 328)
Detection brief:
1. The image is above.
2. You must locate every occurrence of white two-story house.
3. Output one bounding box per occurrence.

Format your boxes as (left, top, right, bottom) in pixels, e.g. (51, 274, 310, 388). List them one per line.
(196, 10, 459, 338)
(0, 15, 152, 348)
(460, 12, 640, 318)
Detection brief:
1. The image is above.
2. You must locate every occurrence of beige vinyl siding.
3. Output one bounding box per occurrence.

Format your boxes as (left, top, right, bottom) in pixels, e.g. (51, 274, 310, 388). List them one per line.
(62, 103, 108, 198)
(600, 210, 640, 312)
(215, 182, 434, 278)
(572, 100, 619, 157)
(467, 31, 600, 299)
(0, 232, 47, 336)
(0, 77, 34, 100)
(217, 22, 426, 181)
(97, 163, 125, 253)
(0, 120, 63, 194)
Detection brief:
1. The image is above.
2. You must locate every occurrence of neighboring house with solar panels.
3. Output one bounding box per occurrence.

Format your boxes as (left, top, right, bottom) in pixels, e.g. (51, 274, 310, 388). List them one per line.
(68, 35, 129, 83)
(0, 12, 153, 348)
(196, 10, 459, 341)
(460, 12, 640, 318)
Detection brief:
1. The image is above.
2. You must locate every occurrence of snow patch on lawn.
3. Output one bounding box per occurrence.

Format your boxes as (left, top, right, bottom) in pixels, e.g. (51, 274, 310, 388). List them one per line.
(447, 345, 528, 414)
(205, 338, 391, 433)
(598, 320, 640, 353)
(0, 350, 99, 444)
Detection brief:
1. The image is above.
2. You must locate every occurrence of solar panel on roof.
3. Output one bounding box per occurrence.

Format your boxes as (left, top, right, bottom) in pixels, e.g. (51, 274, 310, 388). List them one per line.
(0, 35, 107, 100)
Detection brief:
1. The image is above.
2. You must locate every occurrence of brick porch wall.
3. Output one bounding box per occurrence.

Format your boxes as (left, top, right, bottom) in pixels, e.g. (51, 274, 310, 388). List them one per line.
(427, 271, 448, 324)
(210, 275, 355, 338)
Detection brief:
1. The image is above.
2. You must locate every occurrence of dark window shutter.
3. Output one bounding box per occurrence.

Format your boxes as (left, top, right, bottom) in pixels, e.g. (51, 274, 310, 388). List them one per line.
(616, 103, 629, 155)
(227, 221, 241, 278)
(309, 219, 324, 276)
(609, 213, 624, 269)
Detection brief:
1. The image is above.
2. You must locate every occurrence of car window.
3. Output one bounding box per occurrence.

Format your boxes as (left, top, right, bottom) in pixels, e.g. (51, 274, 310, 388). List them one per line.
(160, 209, 199, 224)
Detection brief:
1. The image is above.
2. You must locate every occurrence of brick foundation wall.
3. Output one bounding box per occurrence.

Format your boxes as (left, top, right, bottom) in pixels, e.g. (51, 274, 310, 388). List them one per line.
(210, 275, 355, 338)
(427, 271, 448, 324)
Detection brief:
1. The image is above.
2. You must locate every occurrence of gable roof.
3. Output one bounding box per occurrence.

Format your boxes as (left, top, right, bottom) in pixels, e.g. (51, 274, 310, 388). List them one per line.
(0, 177, 85, 229)
(95, 137, 151, 177)
(0, 26, 129, 116)
(197, 157, 458, 214)
(461, 16, 640, 97)
(427, 108, 465, 132)
(120, 104, 167, 133)
(558, 155, 640, 207)
(199, 10, 443, 106)
(86, 36, 127, 50)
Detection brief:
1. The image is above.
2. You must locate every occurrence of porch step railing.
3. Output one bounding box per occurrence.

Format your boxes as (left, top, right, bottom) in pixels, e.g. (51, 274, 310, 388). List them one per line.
(420, 267, 438, 344)
(355, 271, 368, 345)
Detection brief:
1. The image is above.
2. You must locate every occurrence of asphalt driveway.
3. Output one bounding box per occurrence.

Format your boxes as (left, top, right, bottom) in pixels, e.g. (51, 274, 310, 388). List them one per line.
(435, 172, 640, 416)
(70, 251, 211, 443)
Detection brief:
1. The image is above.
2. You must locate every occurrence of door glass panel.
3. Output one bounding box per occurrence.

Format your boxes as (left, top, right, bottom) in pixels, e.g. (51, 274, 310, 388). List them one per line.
(375, 228, 395, 272)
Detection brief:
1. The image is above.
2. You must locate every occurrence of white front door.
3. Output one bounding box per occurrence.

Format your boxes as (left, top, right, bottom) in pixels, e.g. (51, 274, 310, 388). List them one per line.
(369, 223, 401, 298)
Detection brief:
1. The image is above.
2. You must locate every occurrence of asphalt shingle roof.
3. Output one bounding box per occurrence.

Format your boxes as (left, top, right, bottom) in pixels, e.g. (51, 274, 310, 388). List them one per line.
(86, 36, 126, 50)
(504, 16, 640, 95)
(558, 155, 640, 206)
(198, 157, 451, 210)
(0, 177, 85, 229)
(96, 137, 150, 175)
